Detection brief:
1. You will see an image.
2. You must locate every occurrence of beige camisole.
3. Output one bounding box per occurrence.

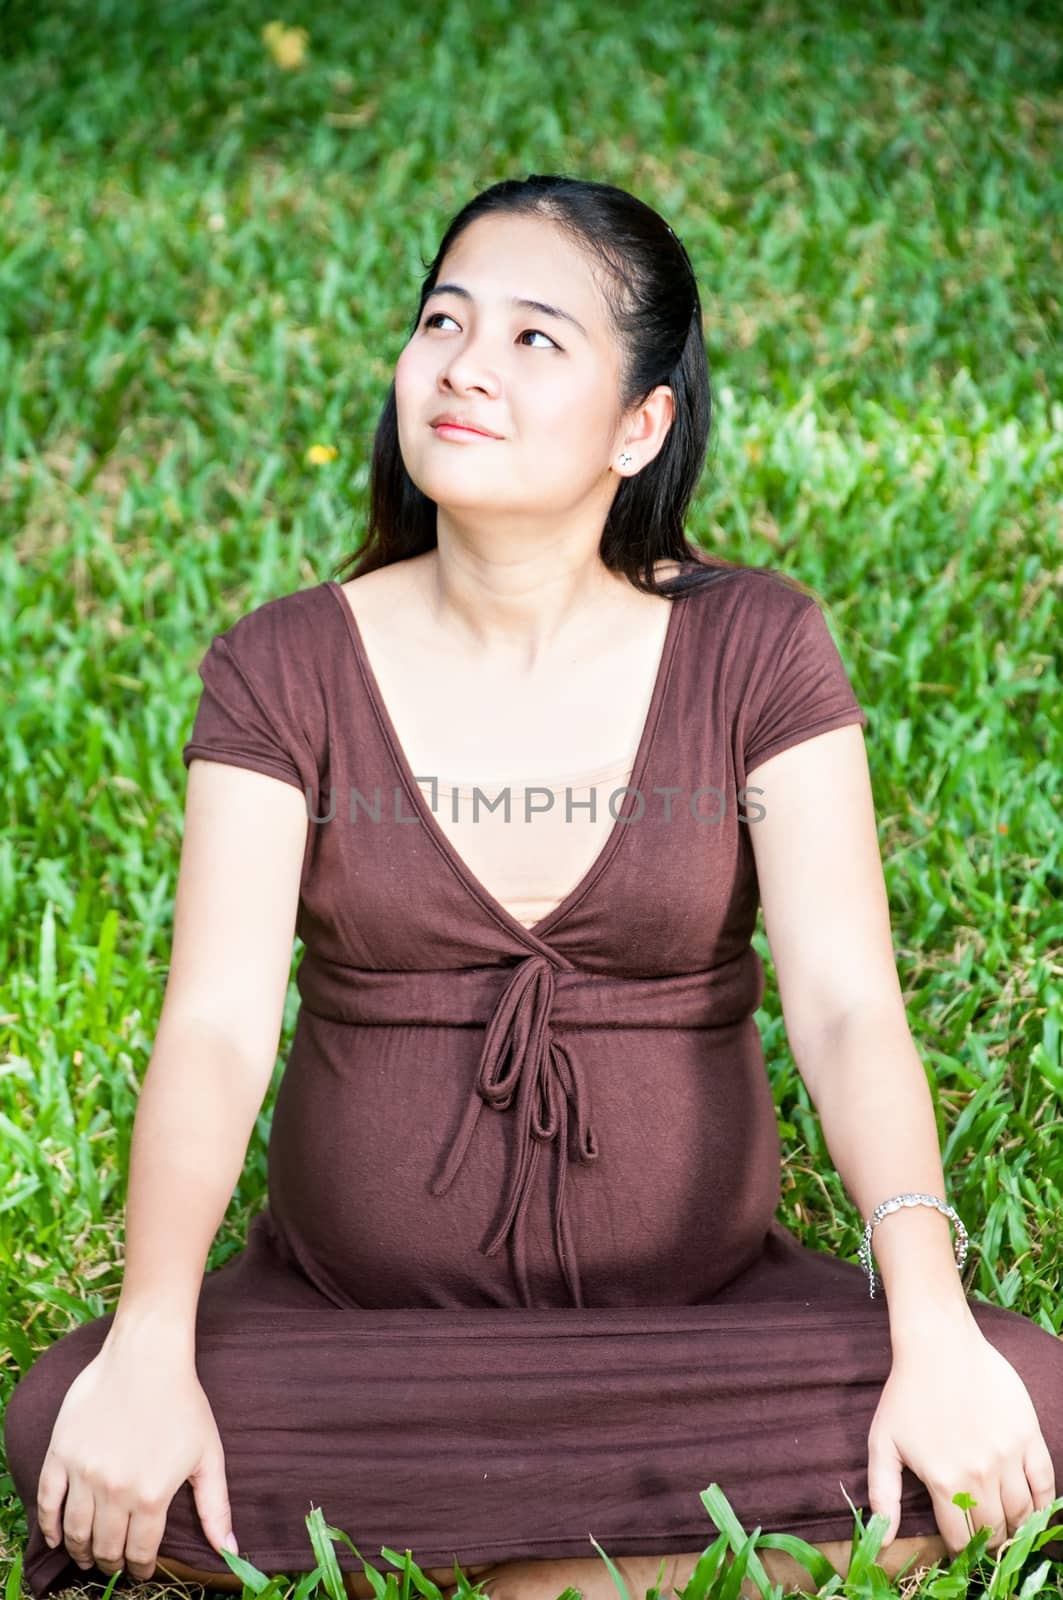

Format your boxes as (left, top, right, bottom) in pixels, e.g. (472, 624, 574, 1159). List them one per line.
(416, 749, 639, 928)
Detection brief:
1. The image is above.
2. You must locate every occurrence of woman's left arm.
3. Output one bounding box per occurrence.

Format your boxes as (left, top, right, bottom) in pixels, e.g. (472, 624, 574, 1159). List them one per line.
(801, 1002, 1057, 1558)
(746, 724, 1058, 1559)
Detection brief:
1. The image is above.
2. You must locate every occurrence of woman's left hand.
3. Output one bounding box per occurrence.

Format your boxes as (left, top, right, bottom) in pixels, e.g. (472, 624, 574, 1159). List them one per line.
(867, 1321, 1058, 1558)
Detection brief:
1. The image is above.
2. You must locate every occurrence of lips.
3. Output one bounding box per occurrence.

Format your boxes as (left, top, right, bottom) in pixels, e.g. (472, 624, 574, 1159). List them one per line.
(430, 414, 502, 438)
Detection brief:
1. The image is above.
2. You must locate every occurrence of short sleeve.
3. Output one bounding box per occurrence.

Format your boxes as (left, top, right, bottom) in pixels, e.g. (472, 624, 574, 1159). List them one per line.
(741, 599, 867, 778)
(182, 631, 305, 792)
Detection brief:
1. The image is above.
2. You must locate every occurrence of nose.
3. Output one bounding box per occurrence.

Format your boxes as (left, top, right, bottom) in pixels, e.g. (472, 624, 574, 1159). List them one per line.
(436, 331, 504, 397)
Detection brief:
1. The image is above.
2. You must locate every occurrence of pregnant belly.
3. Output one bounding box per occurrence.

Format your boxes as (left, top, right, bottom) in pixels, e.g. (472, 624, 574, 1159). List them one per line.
(266, 1009, 782, 1310)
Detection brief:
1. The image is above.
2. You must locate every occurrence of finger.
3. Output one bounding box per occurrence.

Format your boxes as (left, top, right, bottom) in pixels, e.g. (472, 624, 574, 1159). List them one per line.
(61, 1475, 97, 1571)
(999, 1458, 1036, 1541)
(124, 1502, 170, 1584)
(865, 1425, 903, 1548)
(91, 1497, 132, 1577)
(189, 1433, 237, 1559)
(36, 1450, 69, 1550)
(962, 1481, 1009, 1554)
(1024, 1434, 1058, 1514)
(927, 1480, 1000, 1560)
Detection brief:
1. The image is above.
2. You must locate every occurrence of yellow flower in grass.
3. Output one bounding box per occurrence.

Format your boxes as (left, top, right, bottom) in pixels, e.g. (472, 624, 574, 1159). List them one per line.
(262, 21, 309, 70)
(305, 443, 338, 465)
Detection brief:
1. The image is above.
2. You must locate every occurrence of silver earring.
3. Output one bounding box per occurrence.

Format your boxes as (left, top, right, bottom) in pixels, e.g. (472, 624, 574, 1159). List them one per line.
(618, 451, 633, 467)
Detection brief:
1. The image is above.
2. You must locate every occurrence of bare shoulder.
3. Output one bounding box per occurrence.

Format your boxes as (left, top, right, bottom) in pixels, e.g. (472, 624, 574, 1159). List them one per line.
(650, 558, 686, 583)
(337, 553, 432, 627)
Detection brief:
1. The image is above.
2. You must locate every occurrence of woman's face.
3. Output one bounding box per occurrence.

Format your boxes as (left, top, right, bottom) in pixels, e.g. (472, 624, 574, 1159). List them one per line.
(394, 213, 650, 533)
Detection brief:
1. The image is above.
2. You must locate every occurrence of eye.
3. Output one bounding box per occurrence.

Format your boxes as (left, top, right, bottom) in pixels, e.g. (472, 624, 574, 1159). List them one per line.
(421, 312, 559, 349)
(519, 328, 558, 349)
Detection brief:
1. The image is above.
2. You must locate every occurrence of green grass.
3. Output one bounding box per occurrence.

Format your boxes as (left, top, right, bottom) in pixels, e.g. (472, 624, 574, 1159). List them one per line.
(1, 0, 1062, 1595)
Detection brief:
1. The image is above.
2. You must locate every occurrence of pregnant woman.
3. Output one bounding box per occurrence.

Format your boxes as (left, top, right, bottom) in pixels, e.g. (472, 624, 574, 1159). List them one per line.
(5, 174, 1062, 1600)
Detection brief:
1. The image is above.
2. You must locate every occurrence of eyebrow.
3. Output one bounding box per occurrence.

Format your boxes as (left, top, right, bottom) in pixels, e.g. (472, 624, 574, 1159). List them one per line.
(423, 282, 589, 339)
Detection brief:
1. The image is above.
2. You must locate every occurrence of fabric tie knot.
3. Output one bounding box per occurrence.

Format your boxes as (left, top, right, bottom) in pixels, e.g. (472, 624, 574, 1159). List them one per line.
(428, 953, 599, 1307)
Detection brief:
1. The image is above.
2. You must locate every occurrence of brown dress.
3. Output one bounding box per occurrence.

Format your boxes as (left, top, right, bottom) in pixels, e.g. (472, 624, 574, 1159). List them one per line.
(6, 566, 1062, 1595)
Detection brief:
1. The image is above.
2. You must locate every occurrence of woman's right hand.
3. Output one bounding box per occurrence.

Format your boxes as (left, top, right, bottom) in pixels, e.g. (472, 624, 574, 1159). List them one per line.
(36, 1337, 239, 1582)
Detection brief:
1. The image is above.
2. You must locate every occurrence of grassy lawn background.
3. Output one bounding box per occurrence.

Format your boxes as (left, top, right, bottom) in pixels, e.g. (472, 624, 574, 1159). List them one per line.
(2, 0, 1061, 1593)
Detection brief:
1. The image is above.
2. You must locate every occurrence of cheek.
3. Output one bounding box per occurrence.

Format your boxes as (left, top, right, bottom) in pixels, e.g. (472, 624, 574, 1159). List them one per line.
(543, 388, 616, 464)
(393, 341, 430, 400)
(548, 372, 607, 427)
(393, 346, 413, 396)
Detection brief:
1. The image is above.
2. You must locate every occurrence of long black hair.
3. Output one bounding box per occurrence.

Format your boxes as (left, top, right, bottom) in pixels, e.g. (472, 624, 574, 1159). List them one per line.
(330, 173, 809, 605)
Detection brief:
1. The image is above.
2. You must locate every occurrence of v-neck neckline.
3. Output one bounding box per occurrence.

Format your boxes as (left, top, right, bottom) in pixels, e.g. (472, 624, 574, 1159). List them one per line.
(324, 577, 688, 948)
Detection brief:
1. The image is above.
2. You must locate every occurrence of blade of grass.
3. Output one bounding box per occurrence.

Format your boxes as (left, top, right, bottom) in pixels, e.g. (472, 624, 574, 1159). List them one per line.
(699, 1486, 773, 1597)
(587, 1534, 633, 1600)
(673, 1533, 735, 1600)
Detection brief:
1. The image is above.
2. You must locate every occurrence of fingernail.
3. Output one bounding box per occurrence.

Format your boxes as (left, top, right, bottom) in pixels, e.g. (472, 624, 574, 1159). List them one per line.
(222, 1533, 239, 1554)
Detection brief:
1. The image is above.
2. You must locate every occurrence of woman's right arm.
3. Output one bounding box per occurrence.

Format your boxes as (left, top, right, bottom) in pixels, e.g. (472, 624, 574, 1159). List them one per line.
(103, 757, 308, 1362)
(36, 758, 309, 1578)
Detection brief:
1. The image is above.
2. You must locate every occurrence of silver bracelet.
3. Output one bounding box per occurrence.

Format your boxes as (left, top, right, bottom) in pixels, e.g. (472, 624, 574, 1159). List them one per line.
(858, 1191, 970, 1300)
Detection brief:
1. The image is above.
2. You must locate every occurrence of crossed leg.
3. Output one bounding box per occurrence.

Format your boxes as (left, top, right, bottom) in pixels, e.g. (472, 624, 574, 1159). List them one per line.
(149, 1532, 949, 1599)
(433, 1533, 951, 1599)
